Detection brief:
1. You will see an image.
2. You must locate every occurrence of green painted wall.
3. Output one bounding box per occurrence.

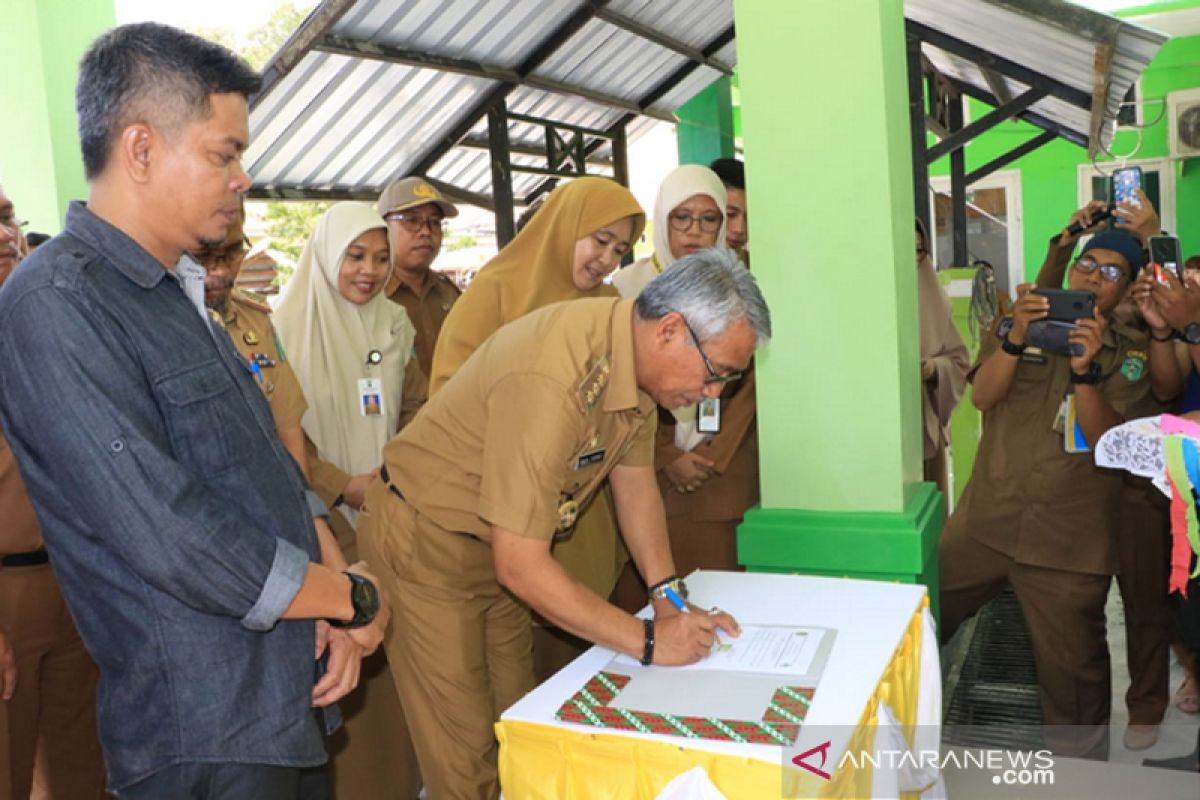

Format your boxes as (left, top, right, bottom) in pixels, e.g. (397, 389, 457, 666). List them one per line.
(736, 0, 922, 514)
(0, 0, 115, 234)
(927, 32, 1200, 277)
(676, 77, 736, 165)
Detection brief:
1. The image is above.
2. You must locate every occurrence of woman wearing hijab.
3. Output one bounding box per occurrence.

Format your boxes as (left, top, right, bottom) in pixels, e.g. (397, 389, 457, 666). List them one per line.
(915, 219, 969, 493)
(274, 201, 423, 800)
(610, 165, 762, 608)
(429, 176, 644, 678)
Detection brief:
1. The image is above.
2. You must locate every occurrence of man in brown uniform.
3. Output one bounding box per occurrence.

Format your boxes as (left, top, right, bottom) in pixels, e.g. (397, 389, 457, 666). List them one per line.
(379, 176, 460, 379)
(1035, 197, 1175, 752)
(940, 230, 1151, 760)
(0, 185, 107, 797)
(360, 249, 768, 799)
(196, 208, 309, 474)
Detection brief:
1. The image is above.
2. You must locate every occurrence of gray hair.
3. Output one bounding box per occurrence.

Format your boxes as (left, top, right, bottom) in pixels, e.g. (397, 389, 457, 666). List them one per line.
(635, 247, 771, 345)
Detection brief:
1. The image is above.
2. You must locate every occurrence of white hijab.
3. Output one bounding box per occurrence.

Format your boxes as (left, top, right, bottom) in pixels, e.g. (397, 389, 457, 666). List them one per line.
(613, 164, 729, 451)
(652, 164, 728, 269)
(274, 202, 415, 475)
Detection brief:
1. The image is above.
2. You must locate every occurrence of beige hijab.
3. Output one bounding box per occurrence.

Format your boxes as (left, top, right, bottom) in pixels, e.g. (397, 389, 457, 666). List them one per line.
(274, 202, 415, 475)
(612, 165, 728, 451)
(429, 176, 644, 393)
(916, 219, 969, 459)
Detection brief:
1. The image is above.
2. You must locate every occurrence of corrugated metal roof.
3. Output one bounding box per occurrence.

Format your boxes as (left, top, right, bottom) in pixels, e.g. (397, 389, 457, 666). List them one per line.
(246, 0, 1164, 205)
(907, 0, 1167, 154)
(247, 0, 734, 204)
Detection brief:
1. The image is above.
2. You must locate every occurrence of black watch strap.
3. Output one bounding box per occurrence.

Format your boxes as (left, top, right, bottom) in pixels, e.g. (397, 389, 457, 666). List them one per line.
(1000, 334, 1026, 356)
(1070, 363, 1103, 385)
(640, 618, 655, 666)
(328, 572, 380, 629)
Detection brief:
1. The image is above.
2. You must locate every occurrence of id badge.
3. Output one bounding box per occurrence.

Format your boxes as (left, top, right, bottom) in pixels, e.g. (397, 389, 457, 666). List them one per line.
(697, 397, 721, 433)
(358, 378, 384, 417)
(1063, 393, 1091, 454)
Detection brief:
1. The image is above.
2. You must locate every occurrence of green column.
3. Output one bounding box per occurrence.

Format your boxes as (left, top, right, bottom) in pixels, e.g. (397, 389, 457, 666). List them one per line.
(0, 0, 115, 235)
(676, 76, 735, 165)
(733, 0, 942, 616)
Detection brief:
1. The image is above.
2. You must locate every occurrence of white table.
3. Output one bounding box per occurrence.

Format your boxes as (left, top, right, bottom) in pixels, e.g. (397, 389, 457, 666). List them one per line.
(497, 571, 940, 799)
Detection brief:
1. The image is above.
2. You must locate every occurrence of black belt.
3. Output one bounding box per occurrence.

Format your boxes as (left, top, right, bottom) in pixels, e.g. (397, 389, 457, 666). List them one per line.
(1, 547, 49, 567)
(379, 465, 404, 500)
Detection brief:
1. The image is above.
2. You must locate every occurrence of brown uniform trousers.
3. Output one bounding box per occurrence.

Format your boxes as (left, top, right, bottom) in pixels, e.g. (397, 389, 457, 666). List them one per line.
(360, 298, 656, 800)
(612, 367, 758, 612)
(0, 429, 105, 798)
(223, 292, 423, 799)
(939, 314, 1149, 760)
(1114, 390, 1173, 726)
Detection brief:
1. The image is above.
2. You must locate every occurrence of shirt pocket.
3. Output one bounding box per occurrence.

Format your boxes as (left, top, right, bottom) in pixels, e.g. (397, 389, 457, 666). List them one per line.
(155, 361, 248, 478)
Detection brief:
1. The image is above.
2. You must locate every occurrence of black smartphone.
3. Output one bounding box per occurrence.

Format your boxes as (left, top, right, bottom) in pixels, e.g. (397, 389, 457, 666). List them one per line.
(1032, 288, 1096, 322)
(1149, 234, 1182, 282)
(1111, 166, 1143, 223)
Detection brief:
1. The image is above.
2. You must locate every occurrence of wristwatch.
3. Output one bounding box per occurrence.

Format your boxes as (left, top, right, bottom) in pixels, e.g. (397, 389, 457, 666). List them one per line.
(1069, 362, 1103, 385)
(1000, 334, 1026, 356)
(1183, 323, 1200, 345)
(329, 572, 380, 629)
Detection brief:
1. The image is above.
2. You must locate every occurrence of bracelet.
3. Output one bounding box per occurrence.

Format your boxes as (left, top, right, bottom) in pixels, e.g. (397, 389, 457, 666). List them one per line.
(640, 618, 655, 666)
(1150, 329, 1175, 343)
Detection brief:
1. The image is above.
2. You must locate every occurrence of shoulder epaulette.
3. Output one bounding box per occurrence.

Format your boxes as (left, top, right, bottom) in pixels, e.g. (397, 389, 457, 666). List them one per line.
(231, 288, 273, 314)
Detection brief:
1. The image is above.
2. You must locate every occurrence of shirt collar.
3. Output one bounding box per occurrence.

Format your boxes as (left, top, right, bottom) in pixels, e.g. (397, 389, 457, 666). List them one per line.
(64, 201, 173, 290)
(604, 299, 655, 416)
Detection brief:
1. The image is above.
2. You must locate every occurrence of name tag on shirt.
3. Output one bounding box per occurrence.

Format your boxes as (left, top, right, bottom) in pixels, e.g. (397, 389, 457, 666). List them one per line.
(575, 449, 605, 469)
(359, 378, 384, 417)
(697, 397, 721, 433)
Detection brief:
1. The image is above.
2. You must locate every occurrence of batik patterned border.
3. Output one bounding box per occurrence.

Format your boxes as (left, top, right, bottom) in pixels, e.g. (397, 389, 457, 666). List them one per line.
(554, 670, 814, 745)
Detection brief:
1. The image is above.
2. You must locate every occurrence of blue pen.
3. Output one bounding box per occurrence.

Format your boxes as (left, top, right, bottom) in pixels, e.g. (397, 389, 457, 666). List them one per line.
(663, 585, 688, 613)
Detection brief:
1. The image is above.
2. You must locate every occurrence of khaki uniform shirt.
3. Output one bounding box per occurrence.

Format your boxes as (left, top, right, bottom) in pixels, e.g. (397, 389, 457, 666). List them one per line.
(0, 427, 41, 555)
(218, 289, 307, 433)
(387, 270, 460, 378)
(947, 314, 1150, 575)
(383, 298, 656, 543)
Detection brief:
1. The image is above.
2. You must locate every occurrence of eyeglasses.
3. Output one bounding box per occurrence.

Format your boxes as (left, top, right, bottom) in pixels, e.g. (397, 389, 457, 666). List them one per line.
(386, 213, 446, 235)
(1072, 257, 1128, 284)
(196, 246, 246, 269)
(667, 210, 723, 234)
(681, 316, 743, 386)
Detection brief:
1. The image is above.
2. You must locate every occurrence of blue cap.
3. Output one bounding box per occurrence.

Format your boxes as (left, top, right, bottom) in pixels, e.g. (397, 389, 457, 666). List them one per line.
(1081, 230, 1145, 275)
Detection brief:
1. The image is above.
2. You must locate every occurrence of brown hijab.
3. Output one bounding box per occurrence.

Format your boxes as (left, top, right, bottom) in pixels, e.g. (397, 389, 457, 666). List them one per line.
(429, 176, 645, 394)
(915, 219, 969, 459)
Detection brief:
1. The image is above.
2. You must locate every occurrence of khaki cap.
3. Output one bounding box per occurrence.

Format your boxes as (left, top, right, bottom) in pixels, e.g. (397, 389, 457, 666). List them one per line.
(378, 177, 459, 218)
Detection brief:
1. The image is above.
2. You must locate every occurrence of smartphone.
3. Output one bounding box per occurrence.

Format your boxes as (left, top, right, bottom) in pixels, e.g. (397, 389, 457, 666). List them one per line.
(1025, 320, 1085, 358)
(1111, 166, 1143, 223)
(1032, 288, 1096, 322)
(1149, 234, 1182, 283)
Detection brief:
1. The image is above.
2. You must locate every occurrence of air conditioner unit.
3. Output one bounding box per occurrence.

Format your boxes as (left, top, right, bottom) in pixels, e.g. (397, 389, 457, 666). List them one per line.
(1168, 87, 1200, 159)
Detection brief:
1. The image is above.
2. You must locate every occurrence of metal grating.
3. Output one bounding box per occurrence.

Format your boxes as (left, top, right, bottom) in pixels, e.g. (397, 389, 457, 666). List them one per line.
(943, 589, 1046, 752)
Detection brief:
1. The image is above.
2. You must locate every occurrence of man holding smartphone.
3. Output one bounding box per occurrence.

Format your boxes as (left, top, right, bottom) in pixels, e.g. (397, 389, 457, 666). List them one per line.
(939, 228, 1149, 760)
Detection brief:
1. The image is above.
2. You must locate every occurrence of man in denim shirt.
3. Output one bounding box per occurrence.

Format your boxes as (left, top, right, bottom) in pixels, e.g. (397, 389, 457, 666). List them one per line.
(0, 24, 389, 799)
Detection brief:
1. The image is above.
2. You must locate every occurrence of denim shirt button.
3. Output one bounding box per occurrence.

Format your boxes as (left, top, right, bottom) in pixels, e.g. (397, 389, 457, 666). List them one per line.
(109, 439, 124, 453)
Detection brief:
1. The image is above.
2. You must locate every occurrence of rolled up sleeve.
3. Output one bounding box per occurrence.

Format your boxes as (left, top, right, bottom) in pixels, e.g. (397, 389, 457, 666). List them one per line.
(242, 537, 310, 631)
